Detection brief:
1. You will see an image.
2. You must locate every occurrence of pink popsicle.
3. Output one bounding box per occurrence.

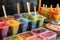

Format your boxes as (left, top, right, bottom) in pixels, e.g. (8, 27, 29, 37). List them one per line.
(0, 22, 9, 38)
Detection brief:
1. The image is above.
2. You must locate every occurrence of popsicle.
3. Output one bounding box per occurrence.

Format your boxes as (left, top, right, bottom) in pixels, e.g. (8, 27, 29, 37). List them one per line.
(53, 4, 60, 21)
(34, 6, 45, 27)
(0, 22, 9, 39)
(2, 5, 21, 36)
(26, 2, 37, 30)
(36, 15, 45, 27)
(28, 15, 37, 30)
(7, 20, 20, 36)
(40, 4, 45, 15)
(22, 2, 31, 18)
(17, 18, 29, 32)
(48, 5, 54, 19)
(44, 5, 49, 17)
(22, 12, 44, 30)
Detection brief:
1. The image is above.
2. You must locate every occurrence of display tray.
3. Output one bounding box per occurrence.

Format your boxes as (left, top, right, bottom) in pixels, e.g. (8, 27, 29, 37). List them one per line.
(43, 22, 60, 35)
(45, 19, 60, 24)
(43, 23, 60, 40)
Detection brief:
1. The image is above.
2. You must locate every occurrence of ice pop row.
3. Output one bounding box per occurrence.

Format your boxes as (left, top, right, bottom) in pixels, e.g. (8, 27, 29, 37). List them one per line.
(39, 4, 60, 22)
(0, 2, 45, 40)
(0, 12, 45, 39)
(3, 28, 57, 40)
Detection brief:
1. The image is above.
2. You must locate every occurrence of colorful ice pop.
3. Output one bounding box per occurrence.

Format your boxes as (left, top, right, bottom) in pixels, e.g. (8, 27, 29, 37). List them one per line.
(0, 22, 9, 39)
(36, 15, 45, 27)
(7, 20, 20, 36)
(44, 5, 49, 17)
(17, 18, 29, 32)
(48, 5, 54, 20)
(53, 4, 60, 21)
(22, 12, 37, 30)
(32, 12, 45, 27)
(28, 15, 37, 30)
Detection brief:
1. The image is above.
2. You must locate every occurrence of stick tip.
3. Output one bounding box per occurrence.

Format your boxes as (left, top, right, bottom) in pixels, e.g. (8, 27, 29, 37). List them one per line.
(50, 5, 53, 8)
(45, 5, 47, 8)
(43, 4, 45, 7)
(56, 4, 59, 8)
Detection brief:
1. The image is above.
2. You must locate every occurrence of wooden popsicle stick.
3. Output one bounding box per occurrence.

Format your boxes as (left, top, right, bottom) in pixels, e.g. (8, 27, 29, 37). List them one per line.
(26, 2, 31, 15)
(50, 5, 53, 8)
(2, 5, 7, 18)
(42, 4, 45, 9)
(56, 4, 59, 8)
(34, 6, 36, 16)
(56, 4, 59, 10)
(41, 4, 45, 10)
(17, 3, 20, 15)
(45, 5, 47, 8)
